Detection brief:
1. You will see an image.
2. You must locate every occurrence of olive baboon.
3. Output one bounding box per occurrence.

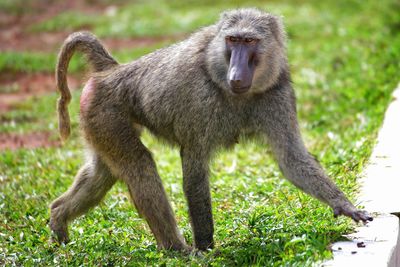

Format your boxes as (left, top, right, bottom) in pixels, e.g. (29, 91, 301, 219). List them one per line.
(50, 8, 372, 251)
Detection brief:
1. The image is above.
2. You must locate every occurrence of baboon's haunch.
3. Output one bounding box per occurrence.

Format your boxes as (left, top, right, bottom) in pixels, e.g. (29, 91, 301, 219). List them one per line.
(50, 8, 372, 251)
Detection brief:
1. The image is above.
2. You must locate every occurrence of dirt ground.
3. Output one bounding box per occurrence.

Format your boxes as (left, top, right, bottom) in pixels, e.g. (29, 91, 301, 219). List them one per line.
(0, 132, 61, 150)
(0, 0, 157, 150)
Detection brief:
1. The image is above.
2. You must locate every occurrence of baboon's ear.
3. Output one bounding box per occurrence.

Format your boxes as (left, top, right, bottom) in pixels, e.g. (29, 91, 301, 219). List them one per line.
(219, 10, 229, 20)
(267, 14, 286, 47)
(217, 10, 231, 30)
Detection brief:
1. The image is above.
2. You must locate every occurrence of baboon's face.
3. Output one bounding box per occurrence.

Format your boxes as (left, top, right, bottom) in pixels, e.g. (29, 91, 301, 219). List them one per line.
(207, 9, 284, 95)
(224, 35, 260, 94)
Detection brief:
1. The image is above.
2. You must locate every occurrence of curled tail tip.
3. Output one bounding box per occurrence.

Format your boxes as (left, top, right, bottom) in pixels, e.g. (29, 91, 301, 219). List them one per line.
(57, 98, 71, 143)
(58, 118, 71, 142)
(59, 129, 70, 143)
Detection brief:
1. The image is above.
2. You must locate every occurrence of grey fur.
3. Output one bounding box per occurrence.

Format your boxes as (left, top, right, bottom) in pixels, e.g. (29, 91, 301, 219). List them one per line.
(50, 8, 372, 251)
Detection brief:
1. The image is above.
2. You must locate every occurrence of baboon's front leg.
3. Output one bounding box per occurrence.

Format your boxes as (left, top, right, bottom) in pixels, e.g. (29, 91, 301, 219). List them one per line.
(260, 86, 373, 222)
(272, 140, 373, 222)
(181, 148, 214, 250)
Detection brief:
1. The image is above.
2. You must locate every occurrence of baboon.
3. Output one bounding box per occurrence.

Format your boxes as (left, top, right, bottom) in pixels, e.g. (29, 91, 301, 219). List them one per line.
(50, 8, 372, 251)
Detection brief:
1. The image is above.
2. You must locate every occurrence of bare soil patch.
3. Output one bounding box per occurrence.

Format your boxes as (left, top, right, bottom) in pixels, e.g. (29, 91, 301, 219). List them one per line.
(0, 132, 60, 151)
(0, 72, 81, 113)
(0, 31, 177, 53)
(0, 0, 178, 53)
(0, 0, 101, 43)
(0, 0, 108, 30)
(0, 0, 100, 52)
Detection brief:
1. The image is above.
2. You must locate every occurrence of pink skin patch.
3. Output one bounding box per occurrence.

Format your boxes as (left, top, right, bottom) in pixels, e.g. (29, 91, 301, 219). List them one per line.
(80, 78, 95, 115)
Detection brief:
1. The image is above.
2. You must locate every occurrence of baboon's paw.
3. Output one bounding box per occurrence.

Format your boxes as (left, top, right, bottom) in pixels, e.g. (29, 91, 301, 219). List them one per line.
(333, 205, 373, 223)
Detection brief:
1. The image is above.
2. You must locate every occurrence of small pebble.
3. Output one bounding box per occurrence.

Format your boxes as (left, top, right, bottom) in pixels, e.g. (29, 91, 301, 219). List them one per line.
(357, 241, 366, 248)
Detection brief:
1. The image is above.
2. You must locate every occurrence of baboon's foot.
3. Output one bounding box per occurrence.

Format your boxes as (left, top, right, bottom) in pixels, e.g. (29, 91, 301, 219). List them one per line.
(195, 238, 214, 251)
(157, 240, 192, 253)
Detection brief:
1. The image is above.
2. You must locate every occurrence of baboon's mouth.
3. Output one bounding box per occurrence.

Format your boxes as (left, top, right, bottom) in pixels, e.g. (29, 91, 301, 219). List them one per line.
(231, 86, 251, 94)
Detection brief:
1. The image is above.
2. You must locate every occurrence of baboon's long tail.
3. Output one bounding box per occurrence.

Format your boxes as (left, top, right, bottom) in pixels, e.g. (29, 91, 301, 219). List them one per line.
(56, 31, 118, 141)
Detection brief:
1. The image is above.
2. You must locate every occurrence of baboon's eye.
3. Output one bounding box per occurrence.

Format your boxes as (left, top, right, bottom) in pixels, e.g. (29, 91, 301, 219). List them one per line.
(228, 36, 240, 42)
(245, 38, 255, 43)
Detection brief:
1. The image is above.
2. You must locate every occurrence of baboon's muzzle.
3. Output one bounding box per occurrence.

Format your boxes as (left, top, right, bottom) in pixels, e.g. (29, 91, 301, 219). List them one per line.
(227, 44, 256, 94)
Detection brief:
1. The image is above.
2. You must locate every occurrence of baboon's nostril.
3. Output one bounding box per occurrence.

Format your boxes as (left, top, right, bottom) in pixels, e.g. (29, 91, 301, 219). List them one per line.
(230, 79, 242, 88)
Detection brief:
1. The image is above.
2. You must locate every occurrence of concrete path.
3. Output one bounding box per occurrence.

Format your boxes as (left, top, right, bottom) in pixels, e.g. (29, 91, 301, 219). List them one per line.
(323, 84, 400, 266)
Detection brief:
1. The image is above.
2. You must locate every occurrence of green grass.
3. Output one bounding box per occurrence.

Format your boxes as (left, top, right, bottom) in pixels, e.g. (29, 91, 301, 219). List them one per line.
(0, 43, 171, 73)
(0, 0, 40, 15)
(1, 0, 400, 266)
(30, 0, 222, 37)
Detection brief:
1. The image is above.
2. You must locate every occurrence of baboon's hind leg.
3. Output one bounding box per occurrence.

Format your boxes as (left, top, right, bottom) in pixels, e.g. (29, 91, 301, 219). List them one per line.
(50, 154, 116, 243)
(87, 115, 189, 251)
(122, 153, 189, 251)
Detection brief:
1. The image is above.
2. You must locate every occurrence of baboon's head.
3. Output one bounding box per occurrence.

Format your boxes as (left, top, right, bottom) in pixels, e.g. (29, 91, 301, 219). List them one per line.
(207, 8, 287, 95)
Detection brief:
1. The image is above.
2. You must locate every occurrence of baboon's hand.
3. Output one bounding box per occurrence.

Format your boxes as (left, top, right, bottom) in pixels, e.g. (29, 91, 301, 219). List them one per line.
(333, 204, 373, 223)
(49, 219, 69, 245)
(50, 229, 70, 245)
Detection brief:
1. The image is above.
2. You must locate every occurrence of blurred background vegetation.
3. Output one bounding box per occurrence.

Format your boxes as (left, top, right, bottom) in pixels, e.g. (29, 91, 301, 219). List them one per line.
(0, 0, 399, 266)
